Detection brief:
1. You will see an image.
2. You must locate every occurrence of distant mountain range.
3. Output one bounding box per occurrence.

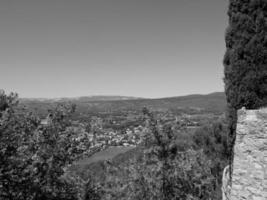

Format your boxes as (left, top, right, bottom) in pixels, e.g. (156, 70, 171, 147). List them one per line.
(20, 92, 227, 116)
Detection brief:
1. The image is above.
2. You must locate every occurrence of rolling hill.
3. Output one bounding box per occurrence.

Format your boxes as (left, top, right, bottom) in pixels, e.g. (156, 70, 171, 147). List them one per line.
(20, 92, 227, 117)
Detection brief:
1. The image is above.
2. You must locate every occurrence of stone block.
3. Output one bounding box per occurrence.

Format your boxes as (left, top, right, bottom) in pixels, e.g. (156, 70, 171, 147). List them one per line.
(228, 108, 267, 200)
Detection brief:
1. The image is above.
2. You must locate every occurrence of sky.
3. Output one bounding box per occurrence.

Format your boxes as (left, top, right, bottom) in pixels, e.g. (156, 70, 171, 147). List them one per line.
(0, 0, 229, 98)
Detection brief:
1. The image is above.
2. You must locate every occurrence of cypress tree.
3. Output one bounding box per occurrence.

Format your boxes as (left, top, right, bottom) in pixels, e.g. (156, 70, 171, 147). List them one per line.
(224, 0, 267, 109)
(224, 0, 267, 179)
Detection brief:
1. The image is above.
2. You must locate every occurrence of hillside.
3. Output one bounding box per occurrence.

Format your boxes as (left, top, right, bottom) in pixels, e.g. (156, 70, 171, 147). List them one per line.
(20, 92, 227, 117)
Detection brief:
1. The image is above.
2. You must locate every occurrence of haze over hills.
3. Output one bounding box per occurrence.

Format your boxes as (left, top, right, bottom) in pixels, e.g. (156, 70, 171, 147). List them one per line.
(20, 95, 142, 103)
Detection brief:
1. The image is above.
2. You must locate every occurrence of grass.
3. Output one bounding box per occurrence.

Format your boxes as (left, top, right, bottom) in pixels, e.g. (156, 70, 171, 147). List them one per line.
(69, 146, 136, 181)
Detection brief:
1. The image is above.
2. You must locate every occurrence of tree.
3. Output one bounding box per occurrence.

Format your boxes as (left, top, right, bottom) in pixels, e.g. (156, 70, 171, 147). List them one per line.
(0, 90, 96, 200)
(139, 108, 216, 200)
(28, 103, 80, 200)
(0, 91, 38, 200)
(224, 0, 267, 110)
(224, 0, 267, 178)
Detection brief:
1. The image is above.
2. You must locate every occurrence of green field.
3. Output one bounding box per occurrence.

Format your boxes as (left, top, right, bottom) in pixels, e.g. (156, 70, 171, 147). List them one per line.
(77, 146, 135, 166)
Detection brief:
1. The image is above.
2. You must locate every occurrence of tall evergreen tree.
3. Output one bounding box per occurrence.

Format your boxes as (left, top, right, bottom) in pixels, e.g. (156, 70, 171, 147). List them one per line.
(224, 0, 267, 109)
(224, 0, 267, 179)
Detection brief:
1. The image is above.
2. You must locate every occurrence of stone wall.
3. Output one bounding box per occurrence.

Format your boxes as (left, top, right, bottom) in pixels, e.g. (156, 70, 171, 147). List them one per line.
(228, 108, 267, 200)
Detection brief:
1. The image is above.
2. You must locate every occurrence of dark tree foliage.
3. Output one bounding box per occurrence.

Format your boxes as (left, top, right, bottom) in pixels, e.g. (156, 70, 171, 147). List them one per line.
(224, 0, 267, 110)
(224, 0, 267, 178)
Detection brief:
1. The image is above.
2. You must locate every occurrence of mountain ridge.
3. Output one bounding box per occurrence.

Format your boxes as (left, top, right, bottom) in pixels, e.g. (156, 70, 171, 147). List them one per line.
(20, 92, 227, 116)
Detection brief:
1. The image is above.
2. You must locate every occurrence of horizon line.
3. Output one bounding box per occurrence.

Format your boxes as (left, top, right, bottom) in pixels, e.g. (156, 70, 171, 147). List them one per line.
(18, 91, 224, 100)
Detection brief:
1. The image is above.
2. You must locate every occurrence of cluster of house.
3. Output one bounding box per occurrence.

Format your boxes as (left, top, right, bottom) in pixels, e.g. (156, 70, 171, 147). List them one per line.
(88, 125, 144, 150)
(40, 114, 145, 154)
(70, 126, 145, 157)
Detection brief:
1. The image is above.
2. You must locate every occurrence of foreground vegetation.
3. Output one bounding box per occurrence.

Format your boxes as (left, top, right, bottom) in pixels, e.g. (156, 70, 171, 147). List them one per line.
(0, 90, 229, 200)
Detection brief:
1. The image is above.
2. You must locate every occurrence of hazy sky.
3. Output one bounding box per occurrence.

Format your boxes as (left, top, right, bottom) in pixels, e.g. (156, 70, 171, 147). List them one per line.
(0, 0, 228, 98)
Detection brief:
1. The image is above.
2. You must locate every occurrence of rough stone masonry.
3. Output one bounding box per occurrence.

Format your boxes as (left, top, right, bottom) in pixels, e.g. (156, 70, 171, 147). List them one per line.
(228, 108, 267, 200)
